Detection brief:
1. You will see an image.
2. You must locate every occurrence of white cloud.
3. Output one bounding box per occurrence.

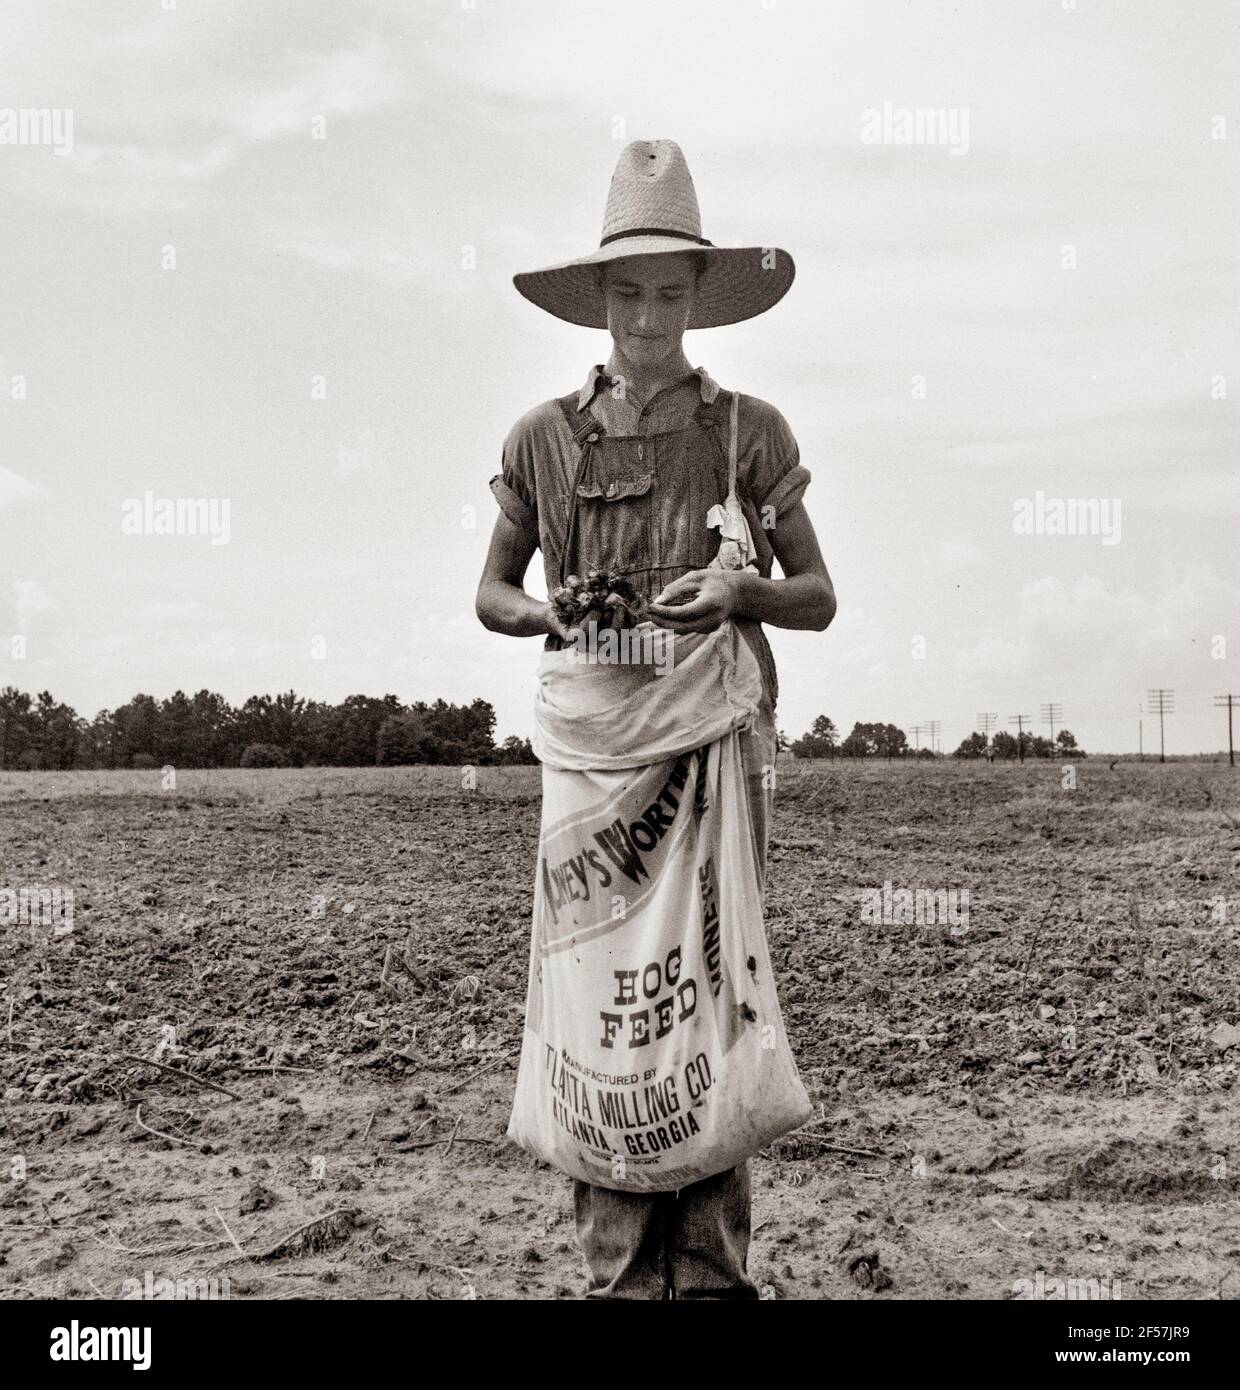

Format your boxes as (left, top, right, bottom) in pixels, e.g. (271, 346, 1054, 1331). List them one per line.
(12, 578, 51, 615)
(336, 427, 384, 478)
(280, 237, 443, 288)
(230, 37, 408, 142)
(69, 139, 235, 183)
(952, 565, 1240, 688)
(0, 466, 42, 509)
(938, 538, 983, 569)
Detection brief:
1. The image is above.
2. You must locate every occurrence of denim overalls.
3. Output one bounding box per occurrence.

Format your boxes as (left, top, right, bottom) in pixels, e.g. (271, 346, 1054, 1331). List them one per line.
(556, 389, 732, 592)
(552, 383, 770, 1300)
(552, 385, 779, 714)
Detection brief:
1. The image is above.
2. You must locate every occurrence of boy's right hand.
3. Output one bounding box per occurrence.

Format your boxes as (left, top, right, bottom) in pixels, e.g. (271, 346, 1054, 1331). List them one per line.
(544, 602, 574, 642)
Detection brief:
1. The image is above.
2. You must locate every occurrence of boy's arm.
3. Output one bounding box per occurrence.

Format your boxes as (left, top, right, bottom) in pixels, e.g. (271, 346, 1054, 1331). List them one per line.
(740, 500, 836, 630)
(475, 510, 570, 640)
(648, 501, 836, 633)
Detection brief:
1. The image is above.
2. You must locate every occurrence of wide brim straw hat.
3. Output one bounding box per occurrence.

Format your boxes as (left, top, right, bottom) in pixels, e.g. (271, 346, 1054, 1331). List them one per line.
(513, 140, 795, 330)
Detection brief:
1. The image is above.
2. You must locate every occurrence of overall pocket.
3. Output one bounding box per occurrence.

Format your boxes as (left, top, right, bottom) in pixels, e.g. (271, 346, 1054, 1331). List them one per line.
(567, 440, 653, 578)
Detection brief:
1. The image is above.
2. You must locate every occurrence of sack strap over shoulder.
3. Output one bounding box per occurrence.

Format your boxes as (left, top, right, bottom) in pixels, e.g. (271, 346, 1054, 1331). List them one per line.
(728, 390, 741, 497)
(694, 389, 741, 495)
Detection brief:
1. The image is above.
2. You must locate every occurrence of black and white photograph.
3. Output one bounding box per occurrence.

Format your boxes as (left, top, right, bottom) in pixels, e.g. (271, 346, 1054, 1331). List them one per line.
(0, 0, 1237, 1357)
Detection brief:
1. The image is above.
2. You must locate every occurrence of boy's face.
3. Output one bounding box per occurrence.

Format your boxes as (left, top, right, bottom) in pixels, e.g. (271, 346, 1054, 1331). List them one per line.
(599, 253, 698, 370)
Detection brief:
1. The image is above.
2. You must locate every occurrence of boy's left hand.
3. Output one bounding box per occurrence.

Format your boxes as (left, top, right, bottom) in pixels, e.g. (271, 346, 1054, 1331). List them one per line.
(647, 569, 743, 632)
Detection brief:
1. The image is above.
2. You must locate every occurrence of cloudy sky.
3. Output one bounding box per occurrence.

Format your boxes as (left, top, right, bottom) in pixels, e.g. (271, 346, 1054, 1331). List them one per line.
(1, 0, 1236, 754)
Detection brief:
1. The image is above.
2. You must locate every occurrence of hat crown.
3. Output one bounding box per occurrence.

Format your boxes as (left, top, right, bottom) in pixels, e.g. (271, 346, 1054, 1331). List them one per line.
(600, 139, 702, 243)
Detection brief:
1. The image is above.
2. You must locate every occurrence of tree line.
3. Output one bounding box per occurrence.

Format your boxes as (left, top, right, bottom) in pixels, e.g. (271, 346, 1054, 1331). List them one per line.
(0, 687, 1089, 771)
(789, 716, 1084, 760)
(0, 687, 537, 771)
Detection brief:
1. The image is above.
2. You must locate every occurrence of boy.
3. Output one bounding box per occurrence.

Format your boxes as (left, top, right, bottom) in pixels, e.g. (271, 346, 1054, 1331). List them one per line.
(476, 140, 835, 1298)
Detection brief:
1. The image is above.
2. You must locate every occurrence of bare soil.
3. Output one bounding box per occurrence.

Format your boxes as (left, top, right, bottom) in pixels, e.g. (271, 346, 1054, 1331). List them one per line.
(2, 760, 1238, 1299)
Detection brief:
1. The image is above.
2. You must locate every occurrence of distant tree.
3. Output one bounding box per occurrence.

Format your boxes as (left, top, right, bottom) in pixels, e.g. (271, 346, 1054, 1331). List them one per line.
(155, 690, 191, 765)
(187, 689, 237, 766)
(235, 690, 305, 762)
(839, 717, 906, 761)
(494, 734, 538, 765)
(839, 721, 909, 758)
(0, 685, 561, 770)
(31, 691, 81, 770)
(113, 694, 160, 765)
(240, 742, 289, 768)
(991, 730, 1018, 759)
(1056, 729, 1085, 756)
(954, 731, 988, 759)
(0, 687, 35, 769)
(407, 698, 498, 765)
(878, 723, 909, 759)
(791, 715, 838, 759)
(330, 694, 404, 766)
(840, 721, 878, 757)
(838, 724, 868, 757)
(376, 711, 435, 765)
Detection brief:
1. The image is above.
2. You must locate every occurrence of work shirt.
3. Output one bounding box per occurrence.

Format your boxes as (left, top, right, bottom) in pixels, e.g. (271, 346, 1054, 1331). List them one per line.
(489, 363, 812, 725)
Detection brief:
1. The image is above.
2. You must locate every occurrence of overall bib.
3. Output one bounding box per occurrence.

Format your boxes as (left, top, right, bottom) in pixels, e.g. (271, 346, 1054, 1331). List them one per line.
(553, 384, 776, 876)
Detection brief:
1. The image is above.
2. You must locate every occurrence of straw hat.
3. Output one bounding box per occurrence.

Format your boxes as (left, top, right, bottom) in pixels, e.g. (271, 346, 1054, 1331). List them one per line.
(513, 140, 795, 329)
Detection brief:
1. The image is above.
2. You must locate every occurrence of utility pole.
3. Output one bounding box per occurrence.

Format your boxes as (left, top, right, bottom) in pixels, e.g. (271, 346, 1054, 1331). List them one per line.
(909, 723, 926, 751)
(1216, 694, 1238, 768)
(977, 712, 997, 738)
(925, 720, 942, 754)
(1146, 689, 1174, 763)
(1009, 713, 1030, 762)
(1139, 718, 1143, 760)
(1040, 701, 1063, 746)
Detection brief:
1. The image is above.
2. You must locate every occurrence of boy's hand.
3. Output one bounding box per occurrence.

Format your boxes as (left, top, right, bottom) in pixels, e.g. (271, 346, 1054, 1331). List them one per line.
(543, 601, 576, 642)
(647, 569, 742, 633)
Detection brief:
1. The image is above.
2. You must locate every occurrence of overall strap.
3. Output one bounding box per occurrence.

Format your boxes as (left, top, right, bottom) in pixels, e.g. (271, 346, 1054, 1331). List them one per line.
(557, 393, 604, 446)
(555, 394, 605, 587)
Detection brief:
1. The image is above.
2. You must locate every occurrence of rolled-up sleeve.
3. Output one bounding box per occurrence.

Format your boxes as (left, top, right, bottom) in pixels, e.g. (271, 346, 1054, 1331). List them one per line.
(489, 473, 535, 533)
(741, 398, 811, 522)
(489, 414, 539, 538)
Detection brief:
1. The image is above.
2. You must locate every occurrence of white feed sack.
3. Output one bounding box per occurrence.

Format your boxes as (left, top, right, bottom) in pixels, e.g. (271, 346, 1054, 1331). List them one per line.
(508, 621, 811, 1191)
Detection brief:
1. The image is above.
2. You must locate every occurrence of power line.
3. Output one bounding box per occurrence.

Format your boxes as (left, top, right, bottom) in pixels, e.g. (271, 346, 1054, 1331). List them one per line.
(1008, 713, 1031, 762)
(1215, 694, 1239, 768)
(1146, 688, 1175, 763)
(977, 712, 998, 739)
(925, 719, 942, 753)
(1040, 702, 1063, 744)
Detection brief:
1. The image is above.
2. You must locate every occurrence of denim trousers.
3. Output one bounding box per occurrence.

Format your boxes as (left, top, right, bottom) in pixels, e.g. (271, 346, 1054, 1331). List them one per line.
(571, 714, 774, 1300)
